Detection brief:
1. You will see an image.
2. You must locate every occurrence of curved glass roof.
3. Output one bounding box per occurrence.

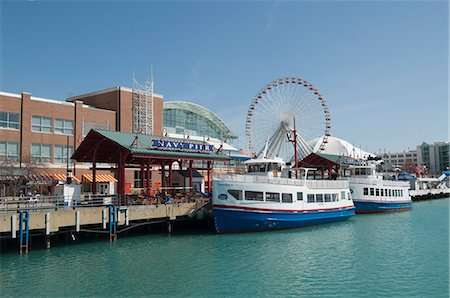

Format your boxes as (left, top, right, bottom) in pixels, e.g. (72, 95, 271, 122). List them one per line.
(163, 101, 237, 139)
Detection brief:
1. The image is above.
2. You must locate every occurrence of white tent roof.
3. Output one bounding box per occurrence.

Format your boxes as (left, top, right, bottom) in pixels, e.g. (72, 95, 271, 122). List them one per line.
(308, 136, 375, 159)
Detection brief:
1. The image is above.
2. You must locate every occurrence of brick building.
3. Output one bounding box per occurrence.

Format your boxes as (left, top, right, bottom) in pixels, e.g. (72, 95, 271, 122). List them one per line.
(0, 87, 164, 196)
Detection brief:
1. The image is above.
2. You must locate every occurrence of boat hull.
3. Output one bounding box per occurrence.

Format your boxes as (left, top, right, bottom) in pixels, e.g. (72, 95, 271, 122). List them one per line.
(213, 206, 355, 233)
(353, 200, 412, 214)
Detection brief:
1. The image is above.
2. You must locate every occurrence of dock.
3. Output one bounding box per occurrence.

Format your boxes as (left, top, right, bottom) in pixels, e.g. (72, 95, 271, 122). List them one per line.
(0, 195, 210, 253)
(410, 188, 450, 201)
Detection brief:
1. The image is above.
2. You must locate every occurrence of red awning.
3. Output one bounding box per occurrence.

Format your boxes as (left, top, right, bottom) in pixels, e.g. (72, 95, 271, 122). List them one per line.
(24, 174, 80, 183)
(82, 174, 117, 183)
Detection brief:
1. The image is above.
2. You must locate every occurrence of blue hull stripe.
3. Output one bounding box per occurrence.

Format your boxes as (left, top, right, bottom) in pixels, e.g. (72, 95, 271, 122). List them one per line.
(354, 200, 412, 213)
(213, 208, 355, 233)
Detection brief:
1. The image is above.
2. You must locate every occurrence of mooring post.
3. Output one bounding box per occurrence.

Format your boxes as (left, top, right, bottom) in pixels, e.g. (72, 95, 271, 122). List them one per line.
(167, 221, 172, 235)
(11, 214, 17, 239)
(45, 213, 51, 249)
(102, 208, 107, 229)
(75, 210, 80, 232)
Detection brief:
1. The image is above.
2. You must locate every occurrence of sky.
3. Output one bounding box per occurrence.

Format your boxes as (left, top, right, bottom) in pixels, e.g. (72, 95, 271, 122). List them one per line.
(1, 0, 448, 153)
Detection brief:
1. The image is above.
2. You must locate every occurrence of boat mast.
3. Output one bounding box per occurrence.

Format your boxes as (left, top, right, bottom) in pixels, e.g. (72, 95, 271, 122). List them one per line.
(293, 118, 298, 179)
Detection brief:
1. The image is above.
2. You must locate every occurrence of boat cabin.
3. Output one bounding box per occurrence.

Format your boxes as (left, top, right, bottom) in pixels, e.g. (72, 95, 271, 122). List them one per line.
(244, 157, 286, 178)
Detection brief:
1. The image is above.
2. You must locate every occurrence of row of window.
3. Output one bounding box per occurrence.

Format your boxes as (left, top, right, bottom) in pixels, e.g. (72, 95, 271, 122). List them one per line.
(0, 112, 20, 129)
(32, 116, 74, 135)
(363, 187, 404, 197)
(0, 141, 73, 163)
(0, 112, 74, 135)
(227, 190, 350, 203)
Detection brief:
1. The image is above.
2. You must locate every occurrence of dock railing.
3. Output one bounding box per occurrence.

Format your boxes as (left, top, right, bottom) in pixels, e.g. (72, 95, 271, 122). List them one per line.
(0, 193, 211, 214)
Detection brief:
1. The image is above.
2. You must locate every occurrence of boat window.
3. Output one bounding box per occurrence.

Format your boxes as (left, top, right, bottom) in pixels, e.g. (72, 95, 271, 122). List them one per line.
(316, 194, 324, 203)
(370, 188, 374, 196)
(297, 192, 303, 201)
(389, 189, 392, 197)
(282, 193, 293, 203)
(347, 192, 352, 200)
(332, 194, 338, 202)
(363, 188, 368, 195)
(266, 192, 280, 202)
(400, 190, 403, 197)
(341, 191, 345, 200)
(259, 165, 266, 172)
(307, 194, 315, 203)
(376, 189, 380, 196)
(245, 191, 264, 201)
(228, 189, 242, 200)
(324, 194, 331, 202)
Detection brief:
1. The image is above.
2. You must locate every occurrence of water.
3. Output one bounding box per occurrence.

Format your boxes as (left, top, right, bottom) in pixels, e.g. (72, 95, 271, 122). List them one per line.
(1, 199, 448, 297)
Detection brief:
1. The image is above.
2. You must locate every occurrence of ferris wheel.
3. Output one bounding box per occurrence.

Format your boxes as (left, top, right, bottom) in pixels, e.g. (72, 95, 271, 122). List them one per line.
(245, 77, 331, 162)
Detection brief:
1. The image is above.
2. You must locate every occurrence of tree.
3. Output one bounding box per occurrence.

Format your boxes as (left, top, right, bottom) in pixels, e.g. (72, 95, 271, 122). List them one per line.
(0, 157, 43, 197)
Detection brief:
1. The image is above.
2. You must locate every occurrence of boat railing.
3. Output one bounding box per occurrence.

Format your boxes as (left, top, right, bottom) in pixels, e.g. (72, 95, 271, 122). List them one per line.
(348, 177, 410, 187)
(215, 174, 349, 189)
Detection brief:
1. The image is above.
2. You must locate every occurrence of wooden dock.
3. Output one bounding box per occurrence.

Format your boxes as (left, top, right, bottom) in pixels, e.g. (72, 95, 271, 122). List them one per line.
(0, 196, 210, 253)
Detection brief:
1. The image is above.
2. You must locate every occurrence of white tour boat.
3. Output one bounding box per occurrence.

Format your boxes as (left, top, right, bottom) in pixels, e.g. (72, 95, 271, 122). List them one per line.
(212, 157, 355, 233)
(346, 163, 412, 214)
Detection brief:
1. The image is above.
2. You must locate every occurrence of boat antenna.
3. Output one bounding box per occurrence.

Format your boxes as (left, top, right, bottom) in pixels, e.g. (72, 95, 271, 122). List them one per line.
(293, 118, 299, 179)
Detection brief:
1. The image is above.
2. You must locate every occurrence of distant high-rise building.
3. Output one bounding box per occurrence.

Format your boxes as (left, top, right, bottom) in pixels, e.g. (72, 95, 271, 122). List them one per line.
(417, 142, 450, 174)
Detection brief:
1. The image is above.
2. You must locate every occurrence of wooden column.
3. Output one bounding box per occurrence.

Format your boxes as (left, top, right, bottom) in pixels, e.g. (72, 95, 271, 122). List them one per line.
(168, 161, 173, 195)
(140, 161, 145, 191)
(92, 140, 103, 194)
(207, 161, 212, 193)
(189, 160, 193, 192)
(146, 160, 151, 195)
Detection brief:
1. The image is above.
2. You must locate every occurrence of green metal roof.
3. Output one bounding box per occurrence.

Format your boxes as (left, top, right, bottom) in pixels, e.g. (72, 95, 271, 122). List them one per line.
(93, 129, 230, 160)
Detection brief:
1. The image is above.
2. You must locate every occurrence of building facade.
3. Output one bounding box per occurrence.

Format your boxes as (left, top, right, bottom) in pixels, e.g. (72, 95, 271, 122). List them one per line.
(380, 150, 418, 168)
(0, 87, 164, 196)
(416, 142, 449, 175)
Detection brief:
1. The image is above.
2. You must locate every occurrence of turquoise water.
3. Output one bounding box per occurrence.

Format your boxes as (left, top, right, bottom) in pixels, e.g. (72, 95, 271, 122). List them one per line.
(1, 199, 448, 297)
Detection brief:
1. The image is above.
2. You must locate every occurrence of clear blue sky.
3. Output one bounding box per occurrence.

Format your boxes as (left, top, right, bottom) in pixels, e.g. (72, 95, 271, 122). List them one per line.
(1, 0, 448, 152)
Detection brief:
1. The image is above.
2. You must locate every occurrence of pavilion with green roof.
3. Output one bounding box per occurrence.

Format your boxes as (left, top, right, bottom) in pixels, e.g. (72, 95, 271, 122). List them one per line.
(71, 129, 230, 195)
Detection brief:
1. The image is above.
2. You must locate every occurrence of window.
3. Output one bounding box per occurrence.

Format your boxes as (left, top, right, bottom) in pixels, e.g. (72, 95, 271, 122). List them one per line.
(376, 189, 380, 196)
(363, 188, 368, 195)
(54, 145, 73, 163)
(316, 194, 324, 203)
(228, 189, 242, 200)
(307, 194, 315, 203)
(0, 142, 18, 160)
(347, 192, 351, 200)
(55, 119, 73, 135)
(134, 170, 142, 188)
(282, 193, 293, 203)
(332, 194, 338, 202)
(0, 112, 19, 129)
(245, 191, 263, 201)
(370, 188, 374, 196)
(324, 194, 331, 202)
(266, 192, 280, 202)
(297, 192, 303, 201)
(389, 189, 392, 197)
(31, 143, 51, 162)
(400, 190, 403, 197)
(341, 191, 346, 200)
(32, 116, 52, 133)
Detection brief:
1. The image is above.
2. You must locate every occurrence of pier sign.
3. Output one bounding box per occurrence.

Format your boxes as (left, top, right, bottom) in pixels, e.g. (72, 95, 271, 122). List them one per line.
(151, 139, 215, 152)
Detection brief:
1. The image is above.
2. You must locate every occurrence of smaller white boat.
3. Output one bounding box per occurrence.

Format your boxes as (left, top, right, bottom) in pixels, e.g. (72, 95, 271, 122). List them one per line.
(347, 162, 412, 214)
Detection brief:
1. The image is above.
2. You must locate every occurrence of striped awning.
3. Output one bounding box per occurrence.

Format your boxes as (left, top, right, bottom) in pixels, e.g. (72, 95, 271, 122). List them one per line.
(82, 174, 117, 183)
(24, 173, 81, 183)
